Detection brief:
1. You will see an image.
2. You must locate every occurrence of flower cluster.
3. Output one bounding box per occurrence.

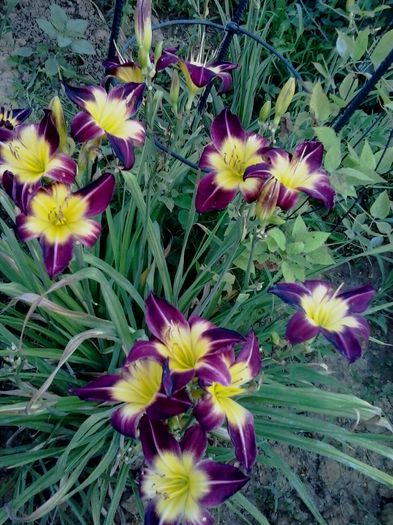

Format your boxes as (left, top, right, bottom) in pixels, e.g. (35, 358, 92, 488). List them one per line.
(74, 293, 261, 523)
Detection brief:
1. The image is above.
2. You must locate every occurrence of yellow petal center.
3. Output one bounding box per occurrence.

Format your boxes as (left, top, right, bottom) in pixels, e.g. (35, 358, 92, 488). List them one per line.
(85, 89, 131, 137)
(112, 359, 162, 410)
(270, 154, 312, 190)
(143, 452, 209, 523)
(155, 322, 210, 372)
(213, 135, 265, 191)
(25, 184, 88, 244)
(301, 285, 359, 332)
(0, 125, 53, 184)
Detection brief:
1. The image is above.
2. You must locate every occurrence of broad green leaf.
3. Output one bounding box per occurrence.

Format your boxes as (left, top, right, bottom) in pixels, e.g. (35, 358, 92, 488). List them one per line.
(370, 191, 391, 220)
(37, 18, 57, 38)
(267, 227, 286, 251)
(11, 46, 34, 57)
(359, 140, 376, 170)
(310, 82, 331, 121)
(292, 215, 308, 237)
(50, 4, 68, 31)
(66, 18, 88, 34)
(57, 34, 72, 47)
(71, 39, 95, 55)
(370, 29, 393, 66)
(302, 231, 330, 253)
(45, 56, 59, 76)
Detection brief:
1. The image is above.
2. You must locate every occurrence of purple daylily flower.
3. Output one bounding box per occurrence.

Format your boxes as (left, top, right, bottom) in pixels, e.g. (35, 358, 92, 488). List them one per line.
(72, 358, 191, 438)
(140, 417, 249, 525)
(16, 173, 115, 278)
(194, 332, 261, 471)
(0, 110, 76, 185)
(179, 59, 237, 95)
(269, 280, 375, 362)
(2, 171, 40, 214)
(64, 82, 145, 170)
(125, 293, 245, 390)
(0, 105, 31, 141)
(244, 141, 335, 212)
(195, 109, 270, 213)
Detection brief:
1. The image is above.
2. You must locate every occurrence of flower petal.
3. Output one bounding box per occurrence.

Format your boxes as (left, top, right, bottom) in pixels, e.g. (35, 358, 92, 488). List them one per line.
(38, 110, 59, 156)
(239, 176, 263, 203)
(107, 133, 136, 169)
(108, 82, 146, 117)
(204, 327, 244, 352)
(285, 310, 319, 344)
(321, 327, 363, 363)
(298, 174, 335, 209)
(143, 502, 160, 525)
(268, 282, 309, 306)
(185, 509, 214, 525)
(243, 162, 271, 181)
(146, 389, 192, 420)
(16, 213, 39, 242)
(216, 71, 232, 93)
(41, 236, 73, 278)
(196, 353, 231, 386)
(234, 331, 261, 381)
(156, 48, 179, 72)
(338, 284, 375, 314)
(199, 460, 249, 506)
(71, 374, 119, 401)
(111, 405, 143, 438)
(11, 107, 32, 125)
(210, 109, 246, 151)
(277, 184, 299, 210)
(182, 62, 214, 88)
(45, 153, 77, 184)
(74, 173, 115, 217)
(145, 293, 188, 342)
(180, 424, 207, 461)
(3, 171, 39, 213)
(125, 339, 163, 365)
(139, 416, 180, 467)
(195, 171, 237, 213)
(64, 83, 98, 109)
(293, 141, 323, 172)
(227, 406, 256, 471)
(0, 128, 14, 142)
(71, 111, 104, 143)
(104, 59, 144, 84)
(199, 144, 219, 170)
(74, 219, 101, 247)
(194, 395, 225, 431)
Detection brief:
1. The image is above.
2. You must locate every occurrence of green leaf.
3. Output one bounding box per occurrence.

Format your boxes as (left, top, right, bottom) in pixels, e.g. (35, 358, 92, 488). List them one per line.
(370, 191, 391, 220)
(57, 34, 72, 47)
(37, 18, 57, 38)
(11, 46, 33, 57)
(370, 29, 393, 67)
(310, 82, 331, 121)
(50, 4, 68, 31)
(292, 215, 307, 237)
(376, 221, 392, 235)
(267, 227, 286, 251)
(302, 231, 330, 253)
(44, 56, 59, 77)
(353, 28, 369, 61)
(336, 31, 355, 59)
(66, 18, 88, 35)
(71, 39, 95, 55)
(359, 140, 376, 170)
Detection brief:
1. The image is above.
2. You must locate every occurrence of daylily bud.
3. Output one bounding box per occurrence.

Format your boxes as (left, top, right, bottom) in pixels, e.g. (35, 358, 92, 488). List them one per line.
(135, 0, 152, 69)
(256, 177, 279, 222)
(154, 40, 163, 65)
(169, 70, 180, 114)
(49, 96, 67, 152)
(258, 100, 271, 123)
(274, 77, 296, 125)
(346, 0, 355, 11)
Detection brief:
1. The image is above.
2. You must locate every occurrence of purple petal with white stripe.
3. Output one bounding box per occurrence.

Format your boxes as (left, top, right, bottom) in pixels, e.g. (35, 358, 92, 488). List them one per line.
(71, 374, 119, 401)
(338, 284, 375, 314)
(38, 110, 59, 155)
(285, 310, 319, 344)
(211, 109, 246, 151)
(71, 111, 104, 143)
(185, 509, 214, 525)
(108, 82, 146, 117)
(235, 332, 261, 379)
(277, 184, 299, 210)
(269, 282, 309, 306)
(63, 83, 96, 109)
(41, 237, 74, 278)
(139, 416, 181, 466)
(204, 327, 244, 352)
(3, 171, 39, 213)
(15, 214, 38, 242)
(298, 175, 335, 209)
(146, 389, 192, 420)
(196, 353, 231, 386)
(199, 460, 249, 506)
(75, 173, 115, 217)
(107, 133, 136, 170)
(293, 141, 323, 172)
(45, 153, 77, 184)
(195, 172, 237, 213)
(180, 424, 207, 461)
(125, 339, 163, 365)
(145, 293, 188, 341)
(111, 405, 143, 438)
(194, 395, 225, 431)
(321, 327, 363, 363)
(156, 48, 179, 71)
(75, 219, 101, 247)
(11, 107, 32, 125)
(227, 408, 256, 472)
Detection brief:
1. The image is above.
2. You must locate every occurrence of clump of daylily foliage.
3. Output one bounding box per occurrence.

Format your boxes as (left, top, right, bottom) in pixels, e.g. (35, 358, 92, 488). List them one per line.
(0, 0, 384, 523)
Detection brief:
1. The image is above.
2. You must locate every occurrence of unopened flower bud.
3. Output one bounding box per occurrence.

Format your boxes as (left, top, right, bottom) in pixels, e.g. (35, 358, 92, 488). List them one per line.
(135, 0, 152, 70)
(169, 70, 180, 113)
(258, 100, 271, 123)
(49, 96, 67, 152)
(256, 177, 279, 222)
(274, 77, 296, 126)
